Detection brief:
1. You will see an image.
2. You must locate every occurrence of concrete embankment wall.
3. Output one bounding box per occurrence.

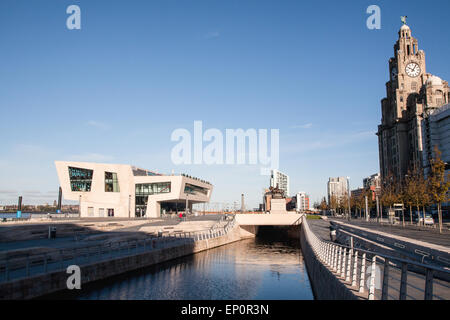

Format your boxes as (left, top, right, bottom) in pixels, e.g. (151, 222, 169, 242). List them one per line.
(0, 225, 243, 300)
(300, 221, 358, 300)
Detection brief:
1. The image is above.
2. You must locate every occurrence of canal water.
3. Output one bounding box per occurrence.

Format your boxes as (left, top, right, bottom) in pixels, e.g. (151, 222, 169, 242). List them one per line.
(56, 234, 314, 300)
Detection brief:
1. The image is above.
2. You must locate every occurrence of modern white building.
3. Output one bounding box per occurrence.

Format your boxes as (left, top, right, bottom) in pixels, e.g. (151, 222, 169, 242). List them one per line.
(327, 177, 349, 204)
(55, 161, 213, 218)
(296, 192, 310, 212)
(270, 170, 289, 196)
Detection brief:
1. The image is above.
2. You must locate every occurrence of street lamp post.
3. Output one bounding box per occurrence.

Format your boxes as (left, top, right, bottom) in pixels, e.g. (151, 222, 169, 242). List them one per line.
(376, 194, 380, 223)
(347, 177, 351, 221)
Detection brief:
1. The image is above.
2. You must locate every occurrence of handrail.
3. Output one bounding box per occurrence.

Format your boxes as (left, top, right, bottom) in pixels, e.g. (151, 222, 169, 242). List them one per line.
(302, 216, 450, 300)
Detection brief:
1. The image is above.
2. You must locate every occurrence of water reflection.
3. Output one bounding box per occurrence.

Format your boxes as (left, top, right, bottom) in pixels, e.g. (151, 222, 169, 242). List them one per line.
(67, 237, 314, 300)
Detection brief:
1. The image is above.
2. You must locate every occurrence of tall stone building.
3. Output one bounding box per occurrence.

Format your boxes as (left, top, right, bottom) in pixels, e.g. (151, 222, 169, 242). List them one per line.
(327, 177, 348, 204)
(377, 23, 449, 181)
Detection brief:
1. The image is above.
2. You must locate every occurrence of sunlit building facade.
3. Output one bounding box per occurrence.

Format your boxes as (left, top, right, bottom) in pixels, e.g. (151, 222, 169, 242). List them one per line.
(55, 161, 213, 218)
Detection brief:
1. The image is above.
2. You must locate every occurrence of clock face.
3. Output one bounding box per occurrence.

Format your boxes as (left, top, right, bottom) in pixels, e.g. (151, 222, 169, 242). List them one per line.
(405, 63, 421, 78)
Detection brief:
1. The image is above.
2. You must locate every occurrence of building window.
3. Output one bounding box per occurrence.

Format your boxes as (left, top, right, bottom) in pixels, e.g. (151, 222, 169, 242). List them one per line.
(105, 172, 120, 192)
(98, 208, 105, 217)
(88, 207, 94, 217)
(184, 183, 208, 196)
(135, 182, 171, 216)
(68, 167, 93, 192)
(108, 209, 114, 217)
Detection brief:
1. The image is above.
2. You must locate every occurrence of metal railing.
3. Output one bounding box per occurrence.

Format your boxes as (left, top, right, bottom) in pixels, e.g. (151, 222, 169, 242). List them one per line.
(302, 216, 450, 300)
(0, 215, 236, 284)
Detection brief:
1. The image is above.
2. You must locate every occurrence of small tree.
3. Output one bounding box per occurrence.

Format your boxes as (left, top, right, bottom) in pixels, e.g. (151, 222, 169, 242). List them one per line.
(329, 195, 338, 216)
(402, 169, 416, 225)
(364, 189, 375, 220)
(381, 172, 400, 219)
(428, 146, 450, 233)
(319, 197, 328, 213)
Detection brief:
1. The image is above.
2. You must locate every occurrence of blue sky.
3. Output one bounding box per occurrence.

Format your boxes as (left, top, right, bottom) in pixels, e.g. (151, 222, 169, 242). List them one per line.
(1, 0, 449, 207)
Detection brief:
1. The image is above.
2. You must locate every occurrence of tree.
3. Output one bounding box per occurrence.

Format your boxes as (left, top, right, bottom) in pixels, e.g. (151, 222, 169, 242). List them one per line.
(380, 172, 401, 222)
(427, 146, 450, 233)
(402, 169, 416, 225)
(364, 189, 375, 220)
(406, 165, 428, 226)
(319, 197, 328, 212)
(329, 195, 338, 216)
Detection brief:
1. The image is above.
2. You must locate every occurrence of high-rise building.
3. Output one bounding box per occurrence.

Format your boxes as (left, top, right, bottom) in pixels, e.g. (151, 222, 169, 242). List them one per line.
(327, 177, 348, 204)
(270, 170, 289, 196)
(296, 192, 310, 212)
(377, 22, 449, 181)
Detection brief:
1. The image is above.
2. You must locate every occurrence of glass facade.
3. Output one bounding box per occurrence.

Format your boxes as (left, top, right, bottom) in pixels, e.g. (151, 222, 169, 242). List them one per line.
(135, 182, 171, 217)
(184, 183, 208, 196)
(68, 167, 93, 192)
(105, 172, 120, 192)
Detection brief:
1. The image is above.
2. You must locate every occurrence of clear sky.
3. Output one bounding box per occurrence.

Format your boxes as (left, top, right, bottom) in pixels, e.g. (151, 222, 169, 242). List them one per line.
(1, 0, 449, 208)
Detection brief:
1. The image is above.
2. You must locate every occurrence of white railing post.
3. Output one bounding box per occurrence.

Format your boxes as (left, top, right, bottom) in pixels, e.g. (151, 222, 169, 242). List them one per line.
(368, 255, 377, 300)
(341, 248, 346, 278)
(346, 248, 352, 282)
(352, 251, 358, 287)
(333, 245, 338, 271)
(326, 244, 330, 266)
(359, 253, 366, 293)
(337, 247, 342, 275)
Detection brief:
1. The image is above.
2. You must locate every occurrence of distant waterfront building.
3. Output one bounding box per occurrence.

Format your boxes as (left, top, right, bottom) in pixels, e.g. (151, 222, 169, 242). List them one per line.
(55, 161, 213, 218)
(270, 170, 289, 197)
(296, 192, 310, 212)
(327, 177, 348, 204)
(377, 23, 449, 181)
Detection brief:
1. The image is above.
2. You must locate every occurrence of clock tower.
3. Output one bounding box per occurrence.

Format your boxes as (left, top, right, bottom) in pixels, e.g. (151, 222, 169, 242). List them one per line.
(377, 22, 449, 181)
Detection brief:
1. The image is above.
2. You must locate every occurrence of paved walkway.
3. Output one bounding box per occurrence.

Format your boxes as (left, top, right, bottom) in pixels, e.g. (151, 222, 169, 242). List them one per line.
(331, 218, 450, 249)
(305, 217, 450, 300)
(0, 215, 224, 253)
(307, 218, 332, 241)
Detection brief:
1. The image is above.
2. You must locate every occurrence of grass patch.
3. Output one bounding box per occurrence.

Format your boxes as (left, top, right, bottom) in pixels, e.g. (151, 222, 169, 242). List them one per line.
(306, 214, 322, 220)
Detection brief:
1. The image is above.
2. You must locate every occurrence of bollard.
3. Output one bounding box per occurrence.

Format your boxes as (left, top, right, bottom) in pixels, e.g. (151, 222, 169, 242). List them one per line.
(352, 251, 358, 287)
(359, 253, 366, 293)
(368, 256, 377, 300)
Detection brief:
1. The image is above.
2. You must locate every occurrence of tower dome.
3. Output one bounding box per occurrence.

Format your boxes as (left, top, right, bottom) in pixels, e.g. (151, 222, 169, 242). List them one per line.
(426, 75, 443, 87)
(400, 24, 410, 31)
